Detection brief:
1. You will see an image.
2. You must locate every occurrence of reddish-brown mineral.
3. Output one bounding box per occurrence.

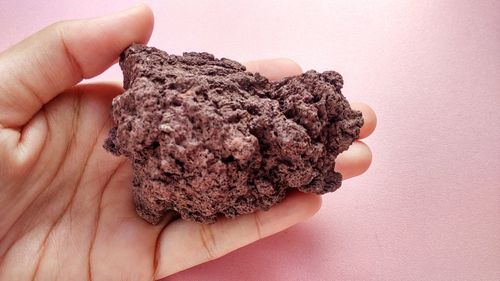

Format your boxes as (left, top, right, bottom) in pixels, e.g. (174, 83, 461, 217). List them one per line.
(104, 44, 363, 224)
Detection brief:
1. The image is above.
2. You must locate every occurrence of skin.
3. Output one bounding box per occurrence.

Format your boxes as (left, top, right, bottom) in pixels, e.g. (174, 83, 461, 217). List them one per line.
(0, 5, 377, 281)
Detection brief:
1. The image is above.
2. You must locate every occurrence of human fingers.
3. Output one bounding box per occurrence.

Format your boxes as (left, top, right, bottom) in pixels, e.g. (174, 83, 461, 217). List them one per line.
(334, 103, 375, 179)
(154, 191, 321, 278)
(242, 60, 374, 181)
(351, 102, 376, 139)
(0, 4, 154, 128)
(334, 141, 372, 180)
(243, 58, 302, 80)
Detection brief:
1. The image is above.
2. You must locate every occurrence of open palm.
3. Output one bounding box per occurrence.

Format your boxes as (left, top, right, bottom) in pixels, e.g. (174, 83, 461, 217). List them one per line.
(0, 5, 375, 281)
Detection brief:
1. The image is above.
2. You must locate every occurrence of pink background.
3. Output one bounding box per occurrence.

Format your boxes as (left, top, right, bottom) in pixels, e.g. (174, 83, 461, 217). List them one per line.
(1, 1, 499, 280)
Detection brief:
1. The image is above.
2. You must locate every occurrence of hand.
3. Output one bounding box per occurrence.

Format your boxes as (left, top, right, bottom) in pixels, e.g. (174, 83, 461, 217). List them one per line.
(0, 5, 376, 280)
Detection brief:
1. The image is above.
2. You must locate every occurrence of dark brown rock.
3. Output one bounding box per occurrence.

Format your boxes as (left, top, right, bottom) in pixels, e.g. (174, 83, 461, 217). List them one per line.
(104, 44, 363, 224)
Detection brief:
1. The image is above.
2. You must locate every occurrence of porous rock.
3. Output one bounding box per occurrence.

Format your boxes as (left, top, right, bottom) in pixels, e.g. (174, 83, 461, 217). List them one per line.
(104, 44, 363, 224)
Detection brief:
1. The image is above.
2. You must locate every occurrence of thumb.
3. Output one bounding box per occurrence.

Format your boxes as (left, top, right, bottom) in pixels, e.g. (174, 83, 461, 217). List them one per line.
(0, 4, 154, 128)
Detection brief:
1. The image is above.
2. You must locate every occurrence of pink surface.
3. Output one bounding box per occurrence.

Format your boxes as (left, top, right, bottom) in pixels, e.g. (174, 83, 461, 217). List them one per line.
(1, 1, 499, 280)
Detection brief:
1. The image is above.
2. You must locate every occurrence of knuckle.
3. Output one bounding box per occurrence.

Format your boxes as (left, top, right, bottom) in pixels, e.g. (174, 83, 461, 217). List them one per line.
(47, 20, 73, 33)
(199, 224, 219, 260)
(253, 212, 263, 240)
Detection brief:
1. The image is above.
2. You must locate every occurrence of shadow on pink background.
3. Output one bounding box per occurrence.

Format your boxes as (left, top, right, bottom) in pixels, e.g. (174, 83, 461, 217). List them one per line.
(1, 1, 499, 280)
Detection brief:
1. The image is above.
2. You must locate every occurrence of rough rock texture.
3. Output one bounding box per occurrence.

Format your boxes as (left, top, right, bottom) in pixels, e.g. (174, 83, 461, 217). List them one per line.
(104, 44, 363, 224)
